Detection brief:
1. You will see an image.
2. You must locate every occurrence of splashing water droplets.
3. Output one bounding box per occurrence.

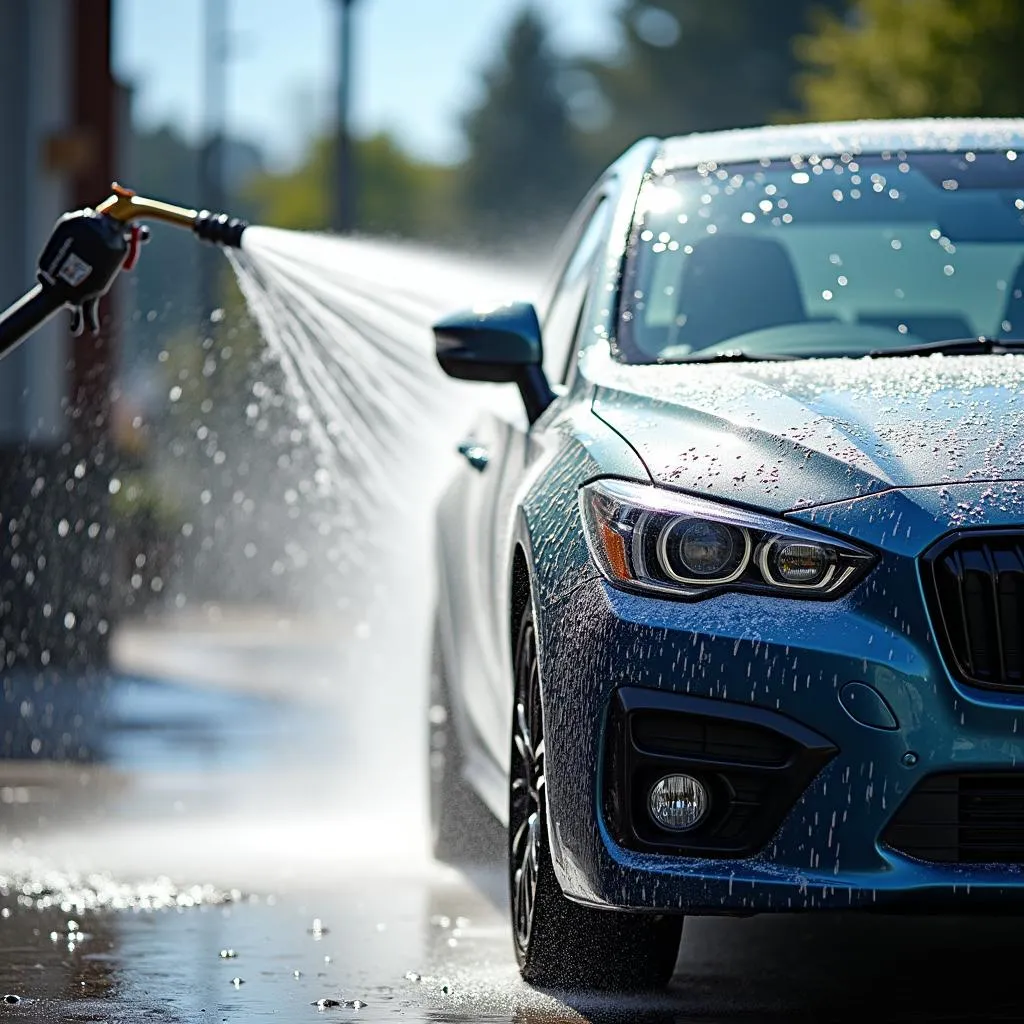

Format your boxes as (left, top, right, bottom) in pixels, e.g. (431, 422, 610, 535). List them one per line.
(228, 228, 538, 520)
(229, 230, 435, 507)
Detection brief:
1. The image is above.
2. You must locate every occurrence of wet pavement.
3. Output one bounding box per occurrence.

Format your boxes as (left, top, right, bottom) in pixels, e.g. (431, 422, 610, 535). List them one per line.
(1, 610, 1023, 1022)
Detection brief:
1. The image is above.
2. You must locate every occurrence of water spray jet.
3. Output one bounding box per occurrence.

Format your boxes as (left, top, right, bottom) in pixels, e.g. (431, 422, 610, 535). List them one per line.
(0, 182, 248, 357)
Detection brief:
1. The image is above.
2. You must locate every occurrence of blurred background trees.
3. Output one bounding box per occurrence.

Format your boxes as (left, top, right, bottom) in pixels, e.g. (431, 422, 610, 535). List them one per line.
(582, 0, 847, 161)
(245, 132, 457, 237)
(796, 0, 1024, 121)
(128, 0, 1024, 256)
(458, 9, 584, 242)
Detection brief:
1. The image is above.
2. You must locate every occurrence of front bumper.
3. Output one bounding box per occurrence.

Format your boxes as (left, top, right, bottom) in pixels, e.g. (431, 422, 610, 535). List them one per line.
(537, 561, 1024, 915)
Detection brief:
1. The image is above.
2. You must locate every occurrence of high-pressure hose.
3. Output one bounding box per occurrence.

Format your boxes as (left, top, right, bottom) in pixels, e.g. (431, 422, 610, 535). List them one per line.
(0, 182, 249, 359)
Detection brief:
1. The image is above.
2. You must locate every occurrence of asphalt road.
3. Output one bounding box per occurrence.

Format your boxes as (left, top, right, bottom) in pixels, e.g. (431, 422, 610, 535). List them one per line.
(0, 569, 1021, 1024)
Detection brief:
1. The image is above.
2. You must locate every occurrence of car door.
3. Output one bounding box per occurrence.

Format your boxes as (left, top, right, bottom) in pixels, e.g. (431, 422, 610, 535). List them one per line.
(457, 190, 617, 771)
(447, 378, 522, 772)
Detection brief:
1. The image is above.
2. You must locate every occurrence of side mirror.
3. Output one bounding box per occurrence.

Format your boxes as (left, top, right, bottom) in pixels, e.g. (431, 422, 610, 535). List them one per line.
(433, 301, 555, 423)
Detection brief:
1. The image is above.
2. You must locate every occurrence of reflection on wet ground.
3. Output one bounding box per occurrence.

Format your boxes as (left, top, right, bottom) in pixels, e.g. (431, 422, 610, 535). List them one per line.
(0, 617, 1021, 1022)
(5, 866, 1024, 1022)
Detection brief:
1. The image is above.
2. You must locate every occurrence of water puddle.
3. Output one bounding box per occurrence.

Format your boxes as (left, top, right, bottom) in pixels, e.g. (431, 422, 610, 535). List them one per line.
(0, 864, 240, 913)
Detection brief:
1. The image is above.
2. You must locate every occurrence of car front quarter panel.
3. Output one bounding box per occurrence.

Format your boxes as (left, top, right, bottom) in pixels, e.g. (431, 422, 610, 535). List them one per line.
(518, 402, 651, 610)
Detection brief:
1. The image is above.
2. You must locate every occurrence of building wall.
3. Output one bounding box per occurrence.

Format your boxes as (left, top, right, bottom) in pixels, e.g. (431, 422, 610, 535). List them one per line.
(0, 0, 120, 670)
(0, 0, 72, 442)
(71, 0, 120, 447)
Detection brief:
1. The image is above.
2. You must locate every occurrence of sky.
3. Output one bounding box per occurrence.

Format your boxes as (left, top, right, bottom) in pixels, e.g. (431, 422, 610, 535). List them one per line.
(113, 0, 621, 170)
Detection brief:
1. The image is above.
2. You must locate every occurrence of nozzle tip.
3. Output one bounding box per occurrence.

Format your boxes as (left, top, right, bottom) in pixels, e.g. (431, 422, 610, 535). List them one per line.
(194, 210, 248, 248)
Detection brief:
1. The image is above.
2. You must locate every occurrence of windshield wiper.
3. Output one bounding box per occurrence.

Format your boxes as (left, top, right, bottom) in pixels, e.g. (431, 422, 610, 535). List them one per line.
(867, 337, 1024, 358)
(663, 349, 800, 364)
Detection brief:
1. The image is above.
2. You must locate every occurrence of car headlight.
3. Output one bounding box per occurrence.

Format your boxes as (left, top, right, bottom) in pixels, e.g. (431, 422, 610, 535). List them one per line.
(579, 479, 876, 600)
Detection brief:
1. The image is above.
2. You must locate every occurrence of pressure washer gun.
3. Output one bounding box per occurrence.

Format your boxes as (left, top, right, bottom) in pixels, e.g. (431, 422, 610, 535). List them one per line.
(0, 183, 248, 359)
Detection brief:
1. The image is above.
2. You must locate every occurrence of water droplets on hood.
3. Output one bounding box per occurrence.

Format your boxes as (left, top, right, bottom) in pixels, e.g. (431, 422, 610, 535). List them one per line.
(594, 354, 1024, 512)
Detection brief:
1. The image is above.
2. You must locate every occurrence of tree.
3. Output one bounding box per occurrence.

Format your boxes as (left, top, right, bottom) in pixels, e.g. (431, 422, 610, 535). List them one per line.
(582, 0, 848, 165)
(244, 136, 333, 232)
(796, 0, 1024, 121)
(459, 7, 585, 242)
(124, 127, 267, 367)
(244, 131, 457, 240)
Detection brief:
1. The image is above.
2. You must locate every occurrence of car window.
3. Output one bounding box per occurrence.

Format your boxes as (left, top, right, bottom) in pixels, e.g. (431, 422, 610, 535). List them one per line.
(542, 197, 612, 382)
(616, 151, 1024, 363)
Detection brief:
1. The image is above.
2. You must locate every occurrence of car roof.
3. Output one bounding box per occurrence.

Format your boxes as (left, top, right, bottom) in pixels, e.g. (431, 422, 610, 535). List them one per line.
(657, 118, 1024, 169)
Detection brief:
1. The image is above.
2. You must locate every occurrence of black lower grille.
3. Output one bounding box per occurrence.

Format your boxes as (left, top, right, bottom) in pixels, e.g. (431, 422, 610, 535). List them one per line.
(923, 532, 1024, 691)
(630, 708, 794, 767)
(884, 773, 1024, 864)
(604, 688, 837, 857)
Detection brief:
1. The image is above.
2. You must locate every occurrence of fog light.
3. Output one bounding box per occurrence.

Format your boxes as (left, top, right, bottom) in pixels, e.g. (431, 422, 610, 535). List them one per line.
(648, 774, 708, 832)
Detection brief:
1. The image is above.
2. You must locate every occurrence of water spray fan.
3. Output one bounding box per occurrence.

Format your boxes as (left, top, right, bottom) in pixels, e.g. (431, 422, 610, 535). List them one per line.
(0, 182, 248, 358)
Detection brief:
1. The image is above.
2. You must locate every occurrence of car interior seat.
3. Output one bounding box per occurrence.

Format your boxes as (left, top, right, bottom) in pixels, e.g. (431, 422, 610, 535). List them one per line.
(670, 235, 808, 351)
(1000, 259, 1024, 337)
(857, 313, 973, 342)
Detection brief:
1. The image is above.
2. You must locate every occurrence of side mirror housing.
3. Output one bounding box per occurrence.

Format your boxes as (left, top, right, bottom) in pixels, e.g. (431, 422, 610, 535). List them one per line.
(433, 301, 555, 422)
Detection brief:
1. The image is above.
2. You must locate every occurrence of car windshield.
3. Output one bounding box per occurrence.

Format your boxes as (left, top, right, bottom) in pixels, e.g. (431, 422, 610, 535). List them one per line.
(615, 150, 1024, 363)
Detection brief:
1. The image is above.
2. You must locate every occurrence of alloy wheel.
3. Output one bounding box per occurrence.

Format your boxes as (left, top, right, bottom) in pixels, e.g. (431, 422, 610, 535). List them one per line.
(510, 617, 545, 954)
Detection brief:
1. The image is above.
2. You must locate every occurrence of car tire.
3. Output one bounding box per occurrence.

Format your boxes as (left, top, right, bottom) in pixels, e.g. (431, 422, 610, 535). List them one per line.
(428, 614, 499, 863)
(509, 603, 683, 991)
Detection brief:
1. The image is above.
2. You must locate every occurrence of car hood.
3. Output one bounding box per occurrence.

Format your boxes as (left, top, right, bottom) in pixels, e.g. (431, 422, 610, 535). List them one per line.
(591, 355, 1024, 513)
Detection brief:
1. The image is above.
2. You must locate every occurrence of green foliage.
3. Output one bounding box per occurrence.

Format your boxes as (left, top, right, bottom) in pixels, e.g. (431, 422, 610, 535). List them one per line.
(582, 0, 846, 165)
(110, 470, 183, 531)
(458, 7, 585, 242)
(359, 133, 458, 237)
(244, 137, 331, 231)
(243, 131, 458, 239)
(796, 0, 1024, 120)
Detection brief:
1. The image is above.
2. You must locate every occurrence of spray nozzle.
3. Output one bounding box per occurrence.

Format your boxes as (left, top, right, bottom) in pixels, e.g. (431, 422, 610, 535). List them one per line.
(193, 210, 248, 248)
(96, 183, 248, 248)
(0, 184, 251, 355)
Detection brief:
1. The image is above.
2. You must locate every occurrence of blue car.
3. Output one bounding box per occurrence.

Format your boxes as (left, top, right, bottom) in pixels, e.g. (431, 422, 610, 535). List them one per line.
(429, 118, 1024, 990)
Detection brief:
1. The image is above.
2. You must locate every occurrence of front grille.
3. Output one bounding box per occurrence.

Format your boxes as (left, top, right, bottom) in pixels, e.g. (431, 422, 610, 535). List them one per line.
(923, 532, 1024, 691)
(884, 773, 1024, 864)
(604, 688, 837, 857)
